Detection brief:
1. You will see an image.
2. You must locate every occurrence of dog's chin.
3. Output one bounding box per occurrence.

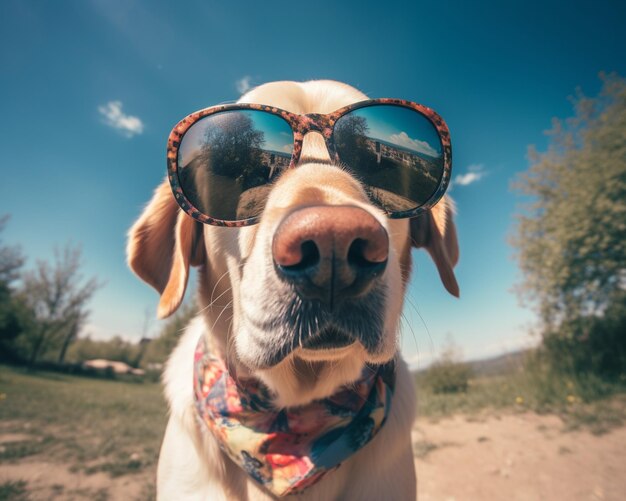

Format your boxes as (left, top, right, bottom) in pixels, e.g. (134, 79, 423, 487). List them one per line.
(296, 343, 357, 362)
(253, 343, 369, 408)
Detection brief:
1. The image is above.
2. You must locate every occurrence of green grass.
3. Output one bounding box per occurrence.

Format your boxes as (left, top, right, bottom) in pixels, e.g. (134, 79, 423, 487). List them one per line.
(0, 480, 30, 501)
(0, 365, 167, 474)
(415, 366, 626, 434)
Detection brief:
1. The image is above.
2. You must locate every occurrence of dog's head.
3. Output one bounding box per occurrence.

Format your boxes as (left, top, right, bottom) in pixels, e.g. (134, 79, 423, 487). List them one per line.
(128, 80, 459, 407)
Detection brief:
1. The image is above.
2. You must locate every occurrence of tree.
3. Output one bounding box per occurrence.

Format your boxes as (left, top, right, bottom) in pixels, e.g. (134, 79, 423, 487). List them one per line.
(512, 73, 626, 329)
(0, 215, 27, 361)
(18, 245, 101, 365)
(141, 302, 197, 367)
(200, 112, 265, 185)
(333, 114, 371, 171)
(0, 215, 24, 286)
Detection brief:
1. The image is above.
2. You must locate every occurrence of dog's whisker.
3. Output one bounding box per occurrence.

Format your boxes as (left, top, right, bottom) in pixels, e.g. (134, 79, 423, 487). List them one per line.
(206, 286, 233, 309)
(209, 268, 230, 301)
(203, 263, 246, 312)
(404, 291, 435, 356)
(210, 299, 234, 336)
(400, 311, 420, 360)
(224, 314, 237, 375)
(198, 286, 231, 314)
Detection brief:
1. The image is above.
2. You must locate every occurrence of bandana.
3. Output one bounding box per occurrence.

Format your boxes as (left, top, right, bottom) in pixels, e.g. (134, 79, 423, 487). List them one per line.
(193, 335, 395, 497)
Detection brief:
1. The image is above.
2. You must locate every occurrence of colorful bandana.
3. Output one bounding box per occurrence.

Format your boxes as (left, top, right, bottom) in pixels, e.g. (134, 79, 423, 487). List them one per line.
(193, 335, 395, 497)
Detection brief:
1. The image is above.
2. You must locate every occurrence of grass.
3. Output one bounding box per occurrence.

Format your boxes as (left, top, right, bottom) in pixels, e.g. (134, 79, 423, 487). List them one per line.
(0, 480, 30, 501)
(415, 363, 626, 434)
(1, 359, 625, 499)
(0, 364, 166, 477)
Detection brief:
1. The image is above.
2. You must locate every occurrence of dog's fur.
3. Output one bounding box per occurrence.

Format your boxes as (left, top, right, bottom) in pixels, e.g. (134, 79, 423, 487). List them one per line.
(128, 80, 459, 500)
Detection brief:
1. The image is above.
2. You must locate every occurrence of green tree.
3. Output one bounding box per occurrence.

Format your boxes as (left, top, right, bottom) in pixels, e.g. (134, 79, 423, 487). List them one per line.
(18, 245, 101, 366)
(512, 73, 626, 328)
(200, 112, 265, 185)
(0, 215, 27, 361)
(65, 335, 141, 365)
(141, 302, 197, 367)
(0, 215, 24, 286)
(333, 114, 371, 171)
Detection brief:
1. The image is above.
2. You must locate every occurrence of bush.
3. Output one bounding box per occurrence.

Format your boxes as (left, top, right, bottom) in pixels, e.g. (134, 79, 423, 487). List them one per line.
(422, 348, 473, 394)
(540, 297, 626, 383)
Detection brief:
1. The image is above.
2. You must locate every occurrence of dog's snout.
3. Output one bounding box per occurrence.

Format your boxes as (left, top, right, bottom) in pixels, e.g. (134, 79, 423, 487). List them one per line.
(272, 206, 388, 306)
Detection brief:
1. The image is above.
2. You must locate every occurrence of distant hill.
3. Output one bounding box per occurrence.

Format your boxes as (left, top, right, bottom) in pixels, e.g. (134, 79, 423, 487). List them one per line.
(412, 349, 530, 378)
(465, 349, 529, 377)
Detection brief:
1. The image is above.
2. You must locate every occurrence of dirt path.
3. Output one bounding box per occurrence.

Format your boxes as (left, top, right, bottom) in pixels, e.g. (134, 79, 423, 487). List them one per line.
(0, 460, 154, 500)
(413, 413, 626, 501)
(2, 412, 625, 500)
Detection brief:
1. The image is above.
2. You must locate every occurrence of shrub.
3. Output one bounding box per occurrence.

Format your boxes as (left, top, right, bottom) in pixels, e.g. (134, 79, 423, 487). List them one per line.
(540, 297, 626, 383)
(422, 348, 473, 394)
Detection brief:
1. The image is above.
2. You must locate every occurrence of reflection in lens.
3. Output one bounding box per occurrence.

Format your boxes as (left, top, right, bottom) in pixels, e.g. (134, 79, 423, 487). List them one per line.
(177, 110, 293, 221)
(333, 105, 444, 213)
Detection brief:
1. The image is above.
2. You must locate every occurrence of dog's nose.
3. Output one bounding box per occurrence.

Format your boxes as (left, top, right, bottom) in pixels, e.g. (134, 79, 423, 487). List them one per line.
(272, 206, 388, 307)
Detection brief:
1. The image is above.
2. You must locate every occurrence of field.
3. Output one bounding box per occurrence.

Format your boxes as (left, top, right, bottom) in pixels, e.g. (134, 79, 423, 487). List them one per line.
(1, 364, 625, 500)
(0, 366, 165, 500)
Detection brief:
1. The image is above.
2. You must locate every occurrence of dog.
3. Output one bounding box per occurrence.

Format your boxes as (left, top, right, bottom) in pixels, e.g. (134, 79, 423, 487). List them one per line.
(127, 80, 459, 500)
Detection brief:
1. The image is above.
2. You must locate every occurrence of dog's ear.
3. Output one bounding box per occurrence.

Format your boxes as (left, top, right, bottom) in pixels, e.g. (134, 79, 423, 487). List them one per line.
(127, 182, 205, 318)
(410, 197, 460, 297)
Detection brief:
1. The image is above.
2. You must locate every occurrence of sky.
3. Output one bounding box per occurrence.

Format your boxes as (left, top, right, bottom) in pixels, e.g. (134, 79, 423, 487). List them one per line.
(348, 105, 442, 158)
(1, 0, 625, 368)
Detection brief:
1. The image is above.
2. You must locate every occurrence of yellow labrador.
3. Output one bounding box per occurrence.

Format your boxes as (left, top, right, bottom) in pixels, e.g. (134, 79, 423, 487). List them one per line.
(128, 80, 459, 500)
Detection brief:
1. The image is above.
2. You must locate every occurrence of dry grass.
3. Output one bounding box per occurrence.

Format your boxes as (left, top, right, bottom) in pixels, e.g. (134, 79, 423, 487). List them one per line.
(415, 368, 626, 435)
(0, 365, 166, 499)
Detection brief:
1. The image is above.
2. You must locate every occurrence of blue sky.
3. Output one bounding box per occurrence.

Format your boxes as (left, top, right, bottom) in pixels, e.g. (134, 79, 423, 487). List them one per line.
(1, 0, 625, 367)
(348, 106, 442, 158)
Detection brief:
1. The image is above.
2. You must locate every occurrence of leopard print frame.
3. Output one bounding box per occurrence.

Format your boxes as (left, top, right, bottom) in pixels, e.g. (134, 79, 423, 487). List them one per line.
(166, 98, 452, 227)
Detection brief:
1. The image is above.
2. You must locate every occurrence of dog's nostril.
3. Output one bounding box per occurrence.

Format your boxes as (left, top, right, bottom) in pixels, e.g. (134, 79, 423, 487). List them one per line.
(348, 239, 371, 267)
(348, 238, 388, 269)
(279, 240, 320, 272)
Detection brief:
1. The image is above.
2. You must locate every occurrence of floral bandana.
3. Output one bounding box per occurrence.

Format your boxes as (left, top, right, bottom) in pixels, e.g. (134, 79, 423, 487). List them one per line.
(193, 335, 395, 497)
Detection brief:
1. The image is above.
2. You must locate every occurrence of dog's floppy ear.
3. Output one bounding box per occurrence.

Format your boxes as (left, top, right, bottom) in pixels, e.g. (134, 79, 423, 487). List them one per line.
(127, 182, 205, 318)
(410, 197, 460, 297)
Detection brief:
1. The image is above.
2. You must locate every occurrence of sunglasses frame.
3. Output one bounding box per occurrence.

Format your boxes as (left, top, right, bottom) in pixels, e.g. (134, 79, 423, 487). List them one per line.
(167, 98, 452, 227)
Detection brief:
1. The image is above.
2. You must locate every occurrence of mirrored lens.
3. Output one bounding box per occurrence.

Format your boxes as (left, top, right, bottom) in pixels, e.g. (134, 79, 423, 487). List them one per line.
(177, 110, 294, 221)
(333, 105, 444, 213)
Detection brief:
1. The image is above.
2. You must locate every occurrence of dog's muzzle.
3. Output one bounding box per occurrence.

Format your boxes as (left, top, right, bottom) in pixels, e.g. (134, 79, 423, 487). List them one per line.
(266, 204, 389, 353)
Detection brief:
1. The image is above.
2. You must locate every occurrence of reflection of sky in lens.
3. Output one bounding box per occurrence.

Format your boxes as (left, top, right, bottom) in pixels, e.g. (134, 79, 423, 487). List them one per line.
(249, 111, 294, 154)
(179, 110, 293, 166)
(351, 106, 442, 158)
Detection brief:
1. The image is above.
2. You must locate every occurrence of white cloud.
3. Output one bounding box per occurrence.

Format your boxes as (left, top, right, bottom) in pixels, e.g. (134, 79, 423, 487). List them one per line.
(454, 163, 486, 186)
(98, 101, 144, 138)
(388, 131, 439, 157)
(235, 75, 252, 94)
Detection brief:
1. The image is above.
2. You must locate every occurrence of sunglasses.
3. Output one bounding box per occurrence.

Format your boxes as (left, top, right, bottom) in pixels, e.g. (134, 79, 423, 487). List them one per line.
(167, 99, 452, 227)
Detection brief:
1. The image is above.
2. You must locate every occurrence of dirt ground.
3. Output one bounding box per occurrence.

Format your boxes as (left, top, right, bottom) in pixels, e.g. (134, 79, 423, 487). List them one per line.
(414, 413, 626, 501)
(2, 412, 625, 500)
